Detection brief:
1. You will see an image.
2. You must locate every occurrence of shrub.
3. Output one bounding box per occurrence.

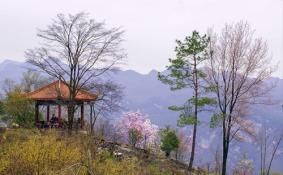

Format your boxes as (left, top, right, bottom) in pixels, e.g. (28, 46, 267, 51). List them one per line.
(3, 91, 35, 128)
(160, 127, 180, 157)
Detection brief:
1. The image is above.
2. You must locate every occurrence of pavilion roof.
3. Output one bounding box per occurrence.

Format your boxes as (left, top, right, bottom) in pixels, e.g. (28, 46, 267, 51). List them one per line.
(24, 80, 98, 101)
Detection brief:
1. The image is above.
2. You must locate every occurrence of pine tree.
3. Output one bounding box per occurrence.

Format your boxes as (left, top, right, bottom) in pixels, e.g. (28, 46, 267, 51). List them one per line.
(158, 31, 215, 171)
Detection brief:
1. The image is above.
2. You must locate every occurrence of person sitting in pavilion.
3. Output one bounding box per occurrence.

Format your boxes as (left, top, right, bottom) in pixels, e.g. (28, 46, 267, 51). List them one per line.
(50, 114, 59, 128)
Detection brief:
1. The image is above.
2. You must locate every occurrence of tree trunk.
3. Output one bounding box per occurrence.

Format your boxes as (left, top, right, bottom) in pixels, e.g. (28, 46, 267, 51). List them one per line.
(222, 125, 230, 175)
(189, 122, 197, 171)
(67, 104, 75, 133)
(222, 144, 228, 175)
(188, 55, 198, 171)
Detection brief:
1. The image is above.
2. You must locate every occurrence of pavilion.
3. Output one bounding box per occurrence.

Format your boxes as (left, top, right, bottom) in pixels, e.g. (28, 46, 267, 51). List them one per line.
(24, 80, 98, 128)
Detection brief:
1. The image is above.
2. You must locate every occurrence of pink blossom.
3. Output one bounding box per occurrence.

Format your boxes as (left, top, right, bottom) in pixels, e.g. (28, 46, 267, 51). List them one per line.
(177, 130, 192, 152)
(176, 129, 192, 160)
(115, 111, 159, 146)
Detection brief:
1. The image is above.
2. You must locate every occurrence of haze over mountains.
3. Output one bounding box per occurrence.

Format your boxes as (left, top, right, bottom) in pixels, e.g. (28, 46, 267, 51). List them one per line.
(1, 59, 282, 126)
(0, 59, 283, 173)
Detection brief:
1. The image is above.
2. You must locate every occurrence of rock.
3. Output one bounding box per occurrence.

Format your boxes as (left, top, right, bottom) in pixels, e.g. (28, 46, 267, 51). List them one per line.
(79, 130, 88, 135)
(114, 151, 123, 159)
(11, 123, 19, 128)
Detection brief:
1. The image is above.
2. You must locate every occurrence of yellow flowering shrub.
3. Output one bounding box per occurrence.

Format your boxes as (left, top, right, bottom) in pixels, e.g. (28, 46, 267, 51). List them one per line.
(0, 130, 81, 174)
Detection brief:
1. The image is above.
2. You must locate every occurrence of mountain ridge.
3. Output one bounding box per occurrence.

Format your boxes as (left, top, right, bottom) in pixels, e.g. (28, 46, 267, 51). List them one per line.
(0, 59, 282, 126)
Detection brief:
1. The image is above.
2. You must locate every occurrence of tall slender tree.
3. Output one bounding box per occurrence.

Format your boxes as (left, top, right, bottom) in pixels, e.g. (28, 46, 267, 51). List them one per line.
(158, 31, 215, 171)
(25, 13, 125, 131)
(206, 22, 273, 175)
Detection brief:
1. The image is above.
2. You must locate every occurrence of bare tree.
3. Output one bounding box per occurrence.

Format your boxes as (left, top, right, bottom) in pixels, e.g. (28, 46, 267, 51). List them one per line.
(21, 70, 51, 93)
(92, 117, 123, 144)
(2, 70, 50, 96)
(258, 126, 283, 175)
(2, 78, 17, 96)
(87, 80, 123, 134)
(25, 13, 125, 131)
(213, 146, 222, 175)
(206, 21, 273, 175)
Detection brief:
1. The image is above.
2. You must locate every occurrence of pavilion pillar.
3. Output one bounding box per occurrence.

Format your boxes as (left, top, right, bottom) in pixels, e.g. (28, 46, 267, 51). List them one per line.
(58, 105, 61, 123)
(35, 102, 39, 125)
(46, 105, 50, 122)
(80, 104, 84, 128)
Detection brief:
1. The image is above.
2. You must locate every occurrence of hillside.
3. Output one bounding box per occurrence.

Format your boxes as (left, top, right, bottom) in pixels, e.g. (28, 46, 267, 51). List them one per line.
(0, 128, 207, 175)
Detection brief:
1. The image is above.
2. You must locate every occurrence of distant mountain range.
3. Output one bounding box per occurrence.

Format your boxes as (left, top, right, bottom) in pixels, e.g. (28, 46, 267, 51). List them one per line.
(0, 59, 282, 173)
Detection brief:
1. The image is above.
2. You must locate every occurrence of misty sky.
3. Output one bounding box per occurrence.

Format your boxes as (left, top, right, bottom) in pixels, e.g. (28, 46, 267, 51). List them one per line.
(0, 0, 282, 77)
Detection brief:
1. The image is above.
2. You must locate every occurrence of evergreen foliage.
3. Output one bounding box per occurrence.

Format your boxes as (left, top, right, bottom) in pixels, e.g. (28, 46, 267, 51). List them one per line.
(160, 127, 180, 157)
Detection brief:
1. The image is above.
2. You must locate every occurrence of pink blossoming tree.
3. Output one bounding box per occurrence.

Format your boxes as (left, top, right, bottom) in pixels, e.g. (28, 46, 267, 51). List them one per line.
(176, 129, 192, 161)
(115, 111, 159, 148)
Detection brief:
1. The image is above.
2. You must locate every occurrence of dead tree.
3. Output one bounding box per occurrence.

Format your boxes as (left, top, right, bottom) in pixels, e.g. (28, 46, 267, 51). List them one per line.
(206, 21, 274, 175)
(25, 13, 125, 131)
